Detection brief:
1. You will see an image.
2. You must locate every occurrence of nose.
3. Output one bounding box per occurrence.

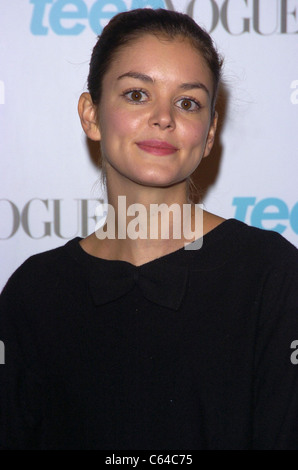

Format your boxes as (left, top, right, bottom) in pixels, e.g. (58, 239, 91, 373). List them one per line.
(148, 101, 175, 131)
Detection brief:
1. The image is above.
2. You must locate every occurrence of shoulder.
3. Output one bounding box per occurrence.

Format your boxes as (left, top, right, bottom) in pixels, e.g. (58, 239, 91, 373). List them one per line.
(187, 218, 298, 281)
(201, 220, 298, 319)
(221, 219, 298, 273)
(0, 238, 82, 299)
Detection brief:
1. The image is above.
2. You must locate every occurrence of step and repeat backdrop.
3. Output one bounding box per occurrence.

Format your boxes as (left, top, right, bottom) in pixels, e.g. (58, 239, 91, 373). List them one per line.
(1, 0, 297, 290)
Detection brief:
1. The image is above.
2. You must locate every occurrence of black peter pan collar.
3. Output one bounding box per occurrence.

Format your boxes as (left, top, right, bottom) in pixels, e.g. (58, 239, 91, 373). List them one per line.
(65, 238, 189, 310)
(64, 220, 237, 311)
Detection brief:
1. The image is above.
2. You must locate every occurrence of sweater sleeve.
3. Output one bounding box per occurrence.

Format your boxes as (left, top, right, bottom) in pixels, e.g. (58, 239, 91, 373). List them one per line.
(252, 259, 298, 449)
(0, 266, 44, 450)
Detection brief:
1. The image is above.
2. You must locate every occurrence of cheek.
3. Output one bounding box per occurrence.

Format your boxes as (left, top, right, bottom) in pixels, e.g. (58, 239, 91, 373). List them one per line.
(180, 120, 209, 148)
(101, 106, 143, 141)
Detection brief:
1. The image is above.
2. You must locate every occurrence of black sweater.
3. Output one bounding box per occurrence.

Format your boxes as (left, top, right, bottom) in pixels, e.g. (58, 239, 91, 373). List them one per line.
(1, 219, 298, 449)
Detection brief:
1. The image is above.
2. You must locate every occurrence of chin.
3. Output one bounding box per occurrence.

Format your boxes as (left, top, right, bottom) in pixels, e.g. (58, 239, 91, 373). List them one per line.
(132, 168, 184, 187)
(133, 175, 181, 188)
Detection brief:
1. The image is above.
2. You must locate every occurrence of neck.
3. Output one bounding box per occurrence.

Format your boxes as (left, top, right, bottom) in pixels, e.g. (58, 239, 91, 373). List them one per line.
(93, 173, 203, 265)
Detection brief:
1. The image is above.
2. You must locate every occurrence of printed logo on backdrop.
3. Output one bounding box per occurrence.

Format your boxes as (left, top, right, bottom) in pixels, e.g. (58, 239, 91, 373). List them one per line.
(233, 197, 298, 235)
(30, 0, 298, 35)
(0, 198, 103, 239)
(0, 198, 204, 250)
(30, 0, 166, 34)
(1, 198, 297, 239)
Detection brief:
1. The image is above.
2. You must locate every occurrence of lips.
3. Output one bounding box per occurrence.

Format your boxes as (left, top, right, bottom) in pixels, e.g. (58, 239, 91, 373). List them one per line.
(136, 140, 178, 156)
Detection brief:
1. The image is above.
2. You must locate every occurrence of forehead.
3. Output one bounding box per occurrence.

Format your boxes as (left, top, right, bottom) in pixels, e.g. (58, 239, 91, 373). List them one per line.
(103, 34, 213, 89)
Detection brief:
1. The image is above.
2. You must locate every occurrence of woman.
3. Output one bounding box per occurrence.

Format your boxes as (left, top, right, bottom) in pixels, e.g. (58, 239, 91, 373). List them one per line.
(1, 8, 298, 450)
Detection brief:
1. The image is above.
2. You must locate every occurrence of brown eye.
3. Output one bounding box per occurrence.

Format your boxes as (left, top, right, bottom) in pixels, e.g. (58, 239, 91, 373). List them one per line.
(131, 91, 142, 101)
(176, 98, 200, 112)
(181, 99, 192, 110)
(124, 90, 148, 103)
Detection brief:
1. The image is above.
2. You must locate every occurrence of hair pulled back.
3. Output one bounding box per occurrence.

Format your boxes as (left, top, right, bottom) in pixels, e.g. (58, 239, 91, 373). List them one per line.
(87, 8, 223, 117)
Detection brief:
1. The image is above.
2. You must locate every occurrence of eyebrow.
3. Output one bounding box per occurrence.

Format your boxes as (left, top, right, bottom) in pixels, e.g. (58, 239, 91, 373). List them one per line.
(117, 72, 154, 83)
(179, 82, 210, 96)
(117, 71, 210, 96)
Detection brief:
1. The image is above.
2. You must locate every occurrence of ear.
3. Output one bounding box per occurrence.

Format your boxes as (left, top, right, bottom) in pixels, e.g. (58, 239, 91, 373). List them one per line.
(203, 111, 218, 158)
(78, 92, 101, 141)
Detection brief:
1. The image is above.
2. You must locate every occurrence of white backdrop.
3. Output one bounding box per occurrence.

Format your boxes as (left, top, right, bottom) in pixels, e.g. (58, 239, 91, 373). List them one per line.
(1, 0, 298, 291)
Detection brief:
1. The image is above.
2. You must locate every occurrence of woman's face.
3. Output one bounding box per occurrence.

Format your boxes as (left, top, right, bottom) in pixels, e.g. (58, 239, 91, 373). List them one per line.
(96, 34, 217, 189)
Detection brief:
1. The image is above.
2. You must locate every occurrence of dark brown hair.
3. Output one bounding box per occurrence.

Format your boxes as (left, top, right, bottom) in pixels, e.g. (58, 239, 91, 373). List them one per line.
(87, 8, 223, 117)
